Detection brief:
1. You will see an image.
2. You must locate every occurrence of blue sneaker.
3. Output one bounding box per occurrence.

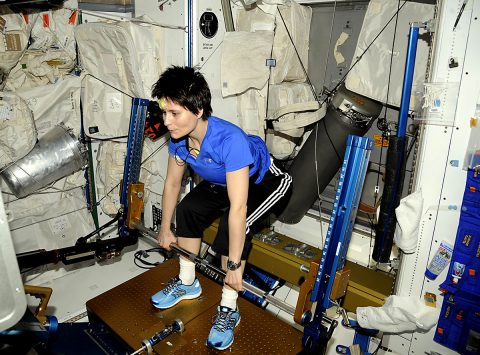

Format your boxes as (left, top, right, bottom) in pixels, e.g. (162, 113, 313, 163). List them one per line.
(151, 276, 202, 309)
(206, 306, 241, 350)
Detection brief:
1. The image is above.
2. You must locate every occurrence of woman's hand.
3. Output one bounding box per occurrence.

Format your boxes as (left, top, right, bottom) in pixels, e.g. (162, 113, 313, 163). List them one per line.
(224, 268, 244, 292)
(157, 228, 177, 250)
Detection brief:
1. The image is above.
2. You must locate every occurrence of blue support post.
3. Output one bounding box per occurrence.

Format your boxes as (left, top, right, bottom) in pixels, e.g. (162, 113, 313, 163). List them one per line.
(373, 23, 420, 262)
(398, 24, 419, 137)
(119, 98, 149, 236)
(302, 135, 373, 353)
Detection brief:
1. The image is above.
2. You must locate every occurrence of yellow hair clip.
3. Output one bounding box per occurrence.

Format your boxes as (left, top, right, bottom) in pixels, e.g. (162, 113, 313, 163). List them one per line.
(158, 98, 166, 110)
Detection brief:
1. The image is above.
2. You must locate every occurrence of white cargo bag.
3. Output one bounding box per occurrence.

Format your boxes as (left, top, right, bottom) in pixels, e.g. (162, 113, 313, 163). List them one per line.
(96, 139, 165, 216)
(75, 18, 165, 99)
(270, 2, 311, 84)
(120, 19, 165, 99)
(265, 83, 326, 159)
(4, 49, 76, 91)
(75, 18, 165, 138)
(15, 75, 81, 138)
(345, 0, 434, 109)
(29, 8, 78, 57)
(236, 5, 275, 32)
(233, 2, 311, 85)
(4, 169, 96, 287)
(0, 7, 31, 88)
(0, 91, 37, 170)
(236, 87, 268, 139)
(3, 170, 88, 232)
(81, 74, 131, 139)
(221, 31, 274, 97)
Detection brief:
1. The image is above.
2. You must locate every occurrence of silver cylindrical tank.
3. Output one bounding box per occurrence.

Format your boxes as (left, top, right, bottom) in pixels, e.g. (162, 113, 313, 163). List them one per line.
(2, 125, 87, 198)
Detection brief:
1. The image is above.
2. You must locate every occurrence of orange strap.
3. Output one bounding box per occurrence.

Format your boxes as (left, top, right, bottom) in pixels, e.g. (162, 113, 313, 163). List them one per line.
(68, 10, 77, 25)
(42, 13, 49, 28)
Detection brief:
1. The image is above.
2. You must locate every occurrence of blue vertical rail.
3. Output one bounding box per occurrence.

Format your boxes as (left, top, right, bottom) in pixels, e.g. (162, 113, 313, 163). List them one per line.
(302, 135, 373, 352)
(397, 24, 419, 137)
(120, 98, 149, 210)
(311, 135, 373, 307)
(373, 23, 419, 262)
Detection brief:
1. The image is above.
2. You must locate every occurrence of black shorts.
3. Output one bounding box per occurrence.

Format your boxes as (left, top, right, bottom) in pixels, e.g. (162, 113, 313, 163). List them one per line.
(175, 159, 292, 259)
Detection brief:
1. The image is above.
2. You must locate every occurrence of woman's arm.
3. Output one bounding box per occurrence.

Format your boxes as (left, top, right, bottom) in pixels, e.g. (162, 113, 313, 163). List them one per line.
(158, 155, 186, 249)
(225, 166, 249, 291)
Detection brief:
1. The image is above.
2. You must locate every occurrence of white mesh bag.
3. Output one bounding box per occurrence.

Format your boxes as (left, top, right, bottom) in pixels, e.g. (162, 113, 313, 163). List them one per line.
(0, 91, 37, 169)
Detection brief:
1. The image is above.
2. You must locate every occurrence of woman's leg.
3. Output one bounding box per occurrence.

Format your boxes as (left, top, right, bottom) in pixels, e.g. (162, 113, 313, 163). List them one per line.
(151, 181, 229, 308)
(175, 181, 229, 283)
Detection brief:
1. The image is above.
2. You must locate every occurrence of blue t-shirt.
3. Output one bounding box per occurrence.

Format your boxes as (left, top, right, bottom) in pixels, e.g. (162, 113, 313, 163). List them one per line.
(168, 116, 270, 185)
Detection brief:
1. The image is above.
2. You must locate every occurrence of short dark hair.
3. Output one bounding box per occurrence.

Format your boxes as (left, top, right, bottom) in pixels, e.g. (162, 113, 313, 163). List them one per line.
(151, 66, 212, 120)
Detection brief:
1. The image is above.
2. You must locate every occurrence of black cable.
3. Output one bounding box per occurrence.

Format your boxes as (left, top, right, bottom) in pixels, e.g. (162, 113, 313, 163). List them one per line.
(133, 247, 164, 269)
(367, 211, 375, 266)
(75, 211, 120, 244)
(371, 337, 383, 355)
(84, 136, 128, 142)
(83, 73, 134, 99)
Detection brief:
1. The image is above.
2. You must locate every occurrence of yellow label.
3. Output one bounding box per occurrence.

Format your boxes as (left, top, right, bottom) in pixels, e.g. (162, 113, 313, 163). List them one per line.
(5, 33, 22, 51)
(373, 134, 389, 147)
(471, 116, 478, 128)
(463, 234, 472, 247)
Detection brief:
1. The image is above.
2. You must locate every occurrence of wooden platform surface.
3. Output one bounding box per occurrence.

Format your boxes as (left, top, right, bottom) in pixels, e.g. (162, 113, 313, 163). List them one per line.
(86, 259, 303, 354)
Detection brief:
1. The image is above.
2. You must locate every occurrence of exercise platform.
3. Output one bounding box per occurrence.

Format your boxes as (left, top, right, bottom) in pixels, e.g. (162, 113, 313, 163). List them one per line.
(86, 259, 303, 354)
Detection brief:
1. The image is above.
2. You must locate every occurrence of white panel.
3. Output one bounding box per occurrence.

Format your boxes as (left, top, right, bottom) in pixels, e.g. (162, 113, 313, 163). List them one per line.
(391, 0, 480, 354)
(193, 0, 240, 125)
(134, 0, 185, 67)
(0, 192, 26, 332)
(383, 334, 415, 355)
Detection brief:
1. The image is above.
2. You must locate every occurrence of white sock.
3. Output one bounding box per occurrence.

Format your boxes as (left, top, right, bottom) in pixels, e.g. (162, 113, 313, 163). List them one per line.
(179, 257, 196, 285)
(220, 286, 238, 310)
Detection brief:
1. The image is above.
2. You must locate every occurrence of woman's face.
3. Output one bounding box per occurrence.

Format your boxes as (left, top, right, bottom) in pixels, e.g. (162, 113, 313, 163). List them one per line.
(161, 98, 203, 139)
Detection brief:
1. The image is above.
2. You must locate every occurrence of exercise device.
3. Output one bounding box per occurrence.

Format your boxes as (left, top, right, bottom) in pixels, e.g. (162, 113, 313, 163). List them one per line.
(130, 135, 373, 354)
